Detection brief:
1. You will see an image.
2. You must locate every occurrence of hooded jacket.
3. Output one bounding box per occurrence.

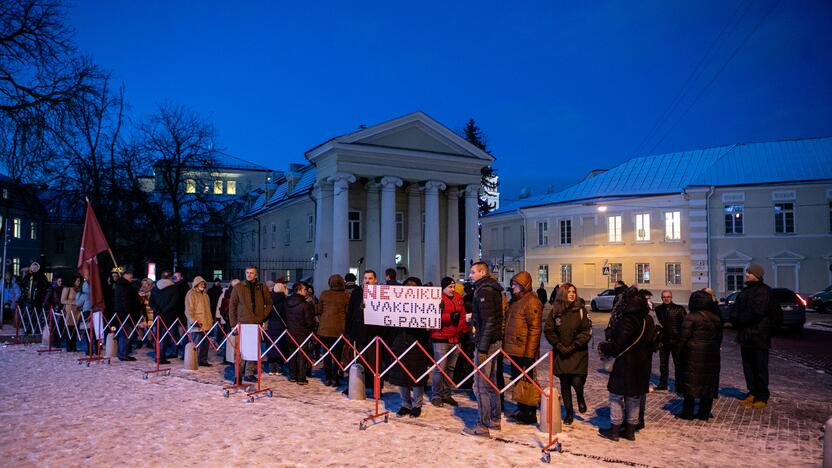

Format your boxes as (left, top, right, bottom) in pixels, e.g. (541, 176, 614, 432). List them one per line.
(503, 272, 543, 358)
(185, 276, 213, 331)
(599, 288, 656, 396)
(149, 278, 180, 325)
(316, 274, 350, 337)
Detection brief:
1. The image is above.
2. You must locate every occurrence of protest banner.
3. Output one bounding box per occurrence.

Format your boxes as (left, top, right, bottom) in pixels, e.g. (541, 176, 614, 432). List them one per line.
(362, 284, 442, 329)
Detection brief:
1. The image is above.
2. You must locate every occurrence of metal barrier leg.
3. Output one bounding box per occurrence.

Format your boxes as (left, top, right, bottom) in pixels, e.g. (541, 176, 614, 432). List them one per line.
(360, 336, 389, 430)
(222, 324, 249, 397)
(143, 318, 171, 378)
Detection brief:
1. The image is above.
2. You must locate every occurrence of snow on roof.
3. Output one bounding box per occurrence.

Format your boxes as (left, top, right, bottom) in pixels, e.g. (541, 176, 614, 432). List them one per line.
(239, 163, 317, 219)
(210, 151, 273, 172)
(489, 137, 832, 215)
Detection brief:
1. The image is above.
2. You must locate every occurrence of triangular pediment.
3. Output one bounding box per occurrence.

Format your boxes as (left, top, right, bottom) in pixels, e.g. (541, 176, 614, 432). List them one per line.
(719, 249, 752, 262)
(768, 250, 806, 261)
(357, 122, 470, 156)
(306, 111, 494, 162)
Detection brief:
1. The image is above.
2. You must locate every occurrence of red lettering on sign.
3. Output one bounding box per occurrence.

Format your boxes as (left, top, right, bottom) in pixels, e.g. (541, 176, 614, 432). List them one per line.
(364, 285, 376, 300)
(379, 285, 390, 301)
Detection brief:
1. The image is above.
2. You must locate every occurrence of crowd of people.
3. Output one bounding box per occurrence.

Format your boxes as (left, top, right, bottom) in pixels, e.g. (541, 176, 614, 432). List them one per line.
(2, 260, 782, 442)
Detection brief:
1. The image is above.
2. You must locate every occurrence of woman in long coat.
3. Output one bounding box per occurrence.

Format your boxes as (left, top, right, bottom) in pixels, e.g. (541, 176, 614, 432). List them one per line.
(60, 276, 82, 351)
(544, 283, 592, 424)
(389, 277, 432, 418)
(676, 290, 723, 421)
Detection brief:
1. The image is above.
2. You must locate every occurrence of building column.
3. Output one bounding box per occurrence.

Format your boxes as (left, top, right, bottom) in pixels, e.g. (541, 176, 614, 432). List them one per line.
(423, 180, 446, 285)
(328, 172, 355, 278)
(406, 184, 423, 280)
(313, 180, 334, 289)
(364, 182, 381, 274)
(379, 176, 403, 276)
(445, 186, 460, 279)
(464, 184, 480, 270)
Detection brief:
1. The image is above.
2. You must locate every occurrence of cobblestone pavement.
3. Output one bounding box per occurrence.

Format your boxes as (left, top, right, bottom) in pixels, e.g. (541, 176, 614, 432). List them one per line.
(3, 315, 829, 466)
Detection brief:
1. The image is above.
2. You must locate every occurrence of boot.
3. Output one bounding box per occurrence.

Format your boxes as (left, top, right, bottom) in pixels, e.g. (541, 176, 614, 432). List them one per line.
(676, 396, 695, 420)
(563, 410, 574, 425)
(577, 393, 587, 414)
(621, 423, 636, 441)
(599, 424, 620, 441)
(697, 398, 713, 421)
(739, 394, 755, 406)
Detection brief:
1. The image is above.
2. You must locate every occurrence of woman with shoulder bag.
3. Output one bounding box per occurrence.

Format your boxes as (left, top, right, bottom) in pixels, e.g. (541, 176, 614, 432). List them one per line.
(544, 283, 592, 425)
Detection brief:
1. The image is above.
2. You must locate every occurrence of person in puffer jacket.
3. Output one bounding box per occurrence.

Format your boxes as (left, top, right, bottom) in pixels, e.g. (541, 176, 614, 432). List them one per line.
(185, 276, 213, 366)
(430, 277, 468, 408)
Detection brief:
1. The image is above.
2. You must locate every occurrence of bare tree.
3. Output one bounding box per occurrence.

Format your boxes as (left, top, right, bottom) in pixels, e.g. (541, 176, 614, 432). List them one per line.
(138, 103, 220, 266)
(0, 0, 100, 114)
(0, 108, 51, 183)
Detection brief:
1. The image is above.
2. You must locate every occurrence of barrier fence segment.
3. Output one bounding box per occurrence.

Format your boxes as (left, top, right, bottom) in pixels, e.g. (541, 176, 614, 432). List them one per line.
(78, 310, 110, 366)
(143, 316, 171, 378)
(37, 307, 61, 354)
(7, 305, 25, 345)
(244, 327, 272, 402)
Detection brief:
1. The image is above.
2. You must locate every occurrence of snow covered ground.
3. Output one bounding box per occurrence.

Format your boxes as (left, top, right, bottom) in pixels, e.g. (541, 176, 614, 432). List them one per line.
(0, 324, 829, 467)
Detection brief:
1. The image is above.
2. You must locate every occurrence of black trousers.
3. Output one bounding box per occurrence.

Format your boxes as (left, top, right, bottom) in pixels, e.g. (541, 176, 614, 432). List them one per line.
(320, 336, 343, 383)
(558, 373, 586, 415)
(289, 342, 310, 381)
(741, 346, 769, 402)
(659, 346, 679, 387)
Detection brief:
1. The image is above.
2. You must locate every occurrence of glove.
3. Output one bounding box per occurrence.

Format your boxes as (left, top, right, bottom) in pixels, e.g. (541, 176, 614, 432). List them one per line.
(450, 311, 461, 324)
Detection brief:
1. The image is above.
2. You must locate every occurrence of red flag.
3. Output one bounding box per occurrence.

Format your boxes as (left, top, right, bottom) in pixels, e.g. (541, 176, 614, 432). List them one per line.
(77, 200, 111, 312)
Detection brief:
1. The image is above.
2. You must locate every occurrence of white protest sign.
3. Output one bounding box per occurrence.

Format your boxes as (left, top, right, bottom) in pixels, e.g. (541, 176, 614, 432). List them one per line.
(92, 311, 104, 338)
(363, 284, 442, 329)
(240, 324, 261, 361)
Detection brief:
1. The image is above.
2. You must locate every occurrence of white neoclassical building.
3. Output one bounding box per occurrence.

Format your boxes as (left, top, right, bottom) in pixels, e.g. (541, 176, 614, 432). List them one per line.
(229, 112, 494, 287)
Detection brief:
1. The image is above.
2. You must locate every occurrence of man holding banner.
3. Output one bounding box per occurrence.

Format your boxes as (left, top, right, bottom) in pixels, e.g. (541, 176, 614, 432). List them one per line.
(229, 266, 272, 384)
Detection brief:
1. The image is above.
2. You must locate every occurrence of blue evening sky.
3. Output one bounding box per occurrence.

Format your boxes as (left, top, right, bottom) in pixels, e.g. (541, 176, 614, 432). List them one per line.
(67, 0, 832, 201)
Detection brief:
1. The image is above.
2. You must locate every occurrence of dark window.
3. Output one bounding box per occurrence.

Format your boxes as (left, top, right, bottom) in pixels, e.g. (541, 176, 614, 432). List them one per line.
(774, 202, 794, 233)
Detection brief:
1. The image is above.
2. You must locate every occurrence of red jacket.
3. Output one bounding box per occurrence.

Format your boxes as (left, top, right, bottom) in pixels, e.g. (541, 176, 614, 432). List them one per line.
(431, 293, 469, 343)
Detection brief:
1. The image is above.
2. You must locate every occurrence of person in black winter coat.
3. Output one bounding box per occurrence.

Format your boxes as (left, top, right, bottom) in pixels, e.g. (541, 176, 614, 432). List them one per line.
(207, 278, 223, 319)
(536, 283, 548, 306)
(266, 282, 288, 375)
(676, 290, 723, 421)
(732, 264, 778, 408)
(148, 271, 180, 363)
(544, 283, 592, 424)
(655, 290, 686, 390)
(598, 287, 655, 442)
(389, 277, 431, 418)
(113, 272, 141, 361)
(284, 282, 316, 384)
(462, 262, 504, 438)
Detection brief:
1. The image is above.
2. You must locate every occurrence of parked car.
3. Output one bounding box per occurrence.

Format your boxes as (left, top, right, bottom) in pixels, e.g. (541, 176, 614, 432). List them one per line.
(590, 289, 617, 311)
(809, 285, 832, 314)
(719, 288, 807, 332)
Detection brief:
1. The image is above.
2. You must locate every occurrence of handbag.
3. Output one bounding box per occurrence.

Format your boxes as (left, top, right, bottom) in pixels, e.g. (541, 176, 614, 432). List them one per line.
(601, 318, 646, 373)
(511, 372, 541, 406)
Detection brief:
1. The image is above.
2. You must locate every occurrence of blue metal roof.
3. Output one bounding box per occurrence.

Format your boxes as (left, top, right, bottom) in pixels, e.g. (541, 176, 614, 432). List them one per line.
(489, 137, 832, 215)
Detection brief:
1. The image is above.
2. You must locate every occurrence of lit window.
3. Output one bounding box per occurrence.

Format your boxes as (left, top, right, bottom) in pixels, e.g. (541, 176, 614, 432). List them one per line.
(185, 179, 196, 194)
(724, 205, 743, 235)
(635, 213, 650, 241)
(395, 212, 404, 242)
(213, 270, 223, 281)
(307, 214, 314, 242)
(30, 221, 37, 240)
(607, 215, 622, 242)
(560, 219, 571, 245)
(538, 265, 549, 285)
(226, 180, 236, 195)
(12, 218, 20, 238)
(348, 211, 362, 241)
(664, 211, 681, 241)
(560, 264, 572, 283)
(12, 258, 19, 276)
(636, 263, 650, 284)
(666, 263, 681, 285)
(214, 180, 223, 194)
(774, 202, 794, 234)
(537, 221, 549, 246)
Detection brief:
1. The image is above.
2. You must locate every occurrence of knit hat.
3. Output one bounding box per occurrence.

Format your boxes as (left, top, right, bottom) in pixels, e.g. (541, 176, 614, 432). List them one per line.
(440, 276, 455, 290)
(746, 264, 765, 281)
